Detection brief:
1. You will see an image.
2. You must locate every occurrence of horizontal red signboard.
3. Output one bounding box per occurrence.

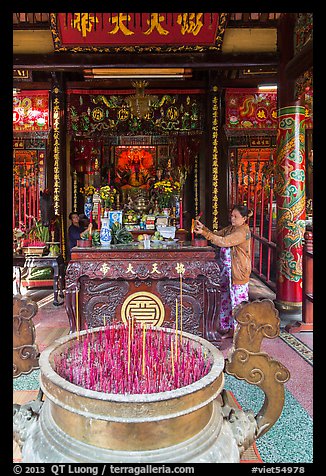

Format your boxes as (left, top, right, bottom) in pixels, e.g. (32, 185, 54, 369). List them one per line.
(55, 13, 221, 47)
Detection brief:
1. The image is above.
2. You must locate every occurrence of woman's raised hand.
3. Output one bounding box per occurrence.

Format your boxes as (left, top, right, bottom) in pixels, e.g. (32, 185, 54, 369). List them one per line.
(194, 219, 204, 234)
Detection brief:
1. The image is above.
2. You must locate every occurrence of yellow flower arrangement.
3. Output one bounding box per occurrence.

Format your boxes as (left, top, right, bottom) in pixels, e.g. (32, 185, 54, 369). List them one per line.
(100, 185, 117, 208)
(153, 179, 181, 209)
(80, 185, 97, 197)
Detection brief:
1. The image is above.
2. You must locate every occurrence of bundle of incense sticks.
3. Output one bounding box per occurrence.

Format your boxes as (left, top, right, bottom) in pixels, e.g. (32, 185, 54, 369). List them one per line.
(53, 323, 212, 395)
(191, 212, 203, 240)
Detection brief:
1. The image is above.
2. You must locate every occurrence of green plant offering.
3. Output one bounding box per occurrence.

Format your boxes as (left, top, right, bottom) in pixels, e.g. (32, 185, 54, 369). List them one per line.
(80, 229, 101, 246)
(28, 220, 49, 244)
(110, 223, 133, 244)
(92, 230, 101, 246)
(80, 230, 92, 240)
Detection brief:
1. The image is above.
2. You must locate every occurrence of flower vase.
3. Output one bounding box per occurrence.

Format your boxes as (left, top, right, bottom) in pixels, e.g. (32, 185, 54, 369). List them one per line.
(84, 196, 93, 219)
(100, 217, 112, 246)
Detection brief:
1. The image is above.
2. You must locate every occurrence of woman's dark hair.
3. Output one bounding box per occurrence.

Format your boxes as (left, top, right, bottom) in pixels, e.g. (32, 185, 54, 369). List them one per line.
(232, 204, 253, 219)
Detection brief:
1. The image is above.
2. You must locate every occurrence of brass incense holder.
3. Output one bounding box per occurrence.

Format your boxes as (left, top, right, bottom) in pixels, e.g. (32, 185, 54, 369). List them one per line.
(14, 300, 290, 463)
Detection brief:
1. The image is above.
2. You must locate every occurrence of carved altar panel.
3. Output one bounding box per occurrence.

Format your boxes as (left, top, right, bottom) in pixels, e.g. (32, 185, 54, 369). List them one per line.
(65, 245, 221, 342)
(79, 276, 206, 337)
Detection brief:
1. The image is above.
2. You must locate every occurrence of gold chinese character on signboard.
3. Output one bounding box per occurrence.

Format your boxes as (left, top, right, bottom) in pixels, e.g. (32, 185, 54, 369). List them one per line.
(177, 13, 204, 35)
(108, 14, 134, 36)
(144, 14, 169, 36)
(71, 13, 99, 38)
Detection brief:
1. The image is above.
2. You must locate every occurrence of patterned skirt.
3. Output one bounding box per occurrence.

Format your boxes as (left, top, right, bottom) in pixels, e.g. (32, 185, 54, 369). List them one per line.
(217, 247, 249, 333)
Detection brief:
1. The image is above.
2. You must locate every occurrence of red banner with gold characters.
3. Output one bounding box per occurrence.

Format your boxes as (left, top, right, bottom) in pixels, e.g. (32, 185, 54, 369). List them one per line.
(13, 90, 49, 132)
(225, 88, 278, 130)
(52, 13, 226, 50)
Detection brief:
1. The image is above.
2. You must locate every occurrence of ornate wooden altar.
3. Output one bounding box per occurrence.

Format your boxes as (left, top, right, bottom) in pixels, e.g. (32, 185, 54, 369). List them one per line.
(65, 243, 220, 342)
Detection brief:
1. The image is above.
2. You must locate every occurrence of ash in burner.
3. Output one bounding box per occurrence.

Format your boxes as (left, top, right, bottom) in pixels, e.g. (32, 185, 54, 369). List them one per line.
(54, 323, 212, 394)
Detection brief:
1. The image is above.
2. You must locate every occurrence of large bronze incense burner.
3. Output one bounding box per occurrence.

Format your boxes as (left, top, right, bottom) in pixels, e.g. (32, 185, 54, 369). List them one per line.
(14, 299, 290, 463)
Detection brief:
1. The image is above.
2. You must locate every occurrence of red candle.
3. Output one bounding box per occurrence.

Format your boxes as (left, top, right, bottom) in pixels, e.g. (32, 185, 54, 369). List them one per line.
(18, 180, 21, 226)
(179, 197, 183, 229)
(97, 202, 101, 230)
(32, 183, 35, 219)
(36, 181, 40, 220)
(89, 211, 93, 224)
(108, 170, 111, 184)
(191, 219, 195, 241)
(28, 180, 32, 228)
(13, 187, 15, 229)
(23, 179, 27, 226)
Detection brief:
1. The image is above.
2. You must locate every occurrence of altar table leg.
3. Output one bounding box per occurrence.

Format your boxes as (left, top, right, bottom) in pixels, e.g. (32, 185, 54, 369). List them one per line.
(13, 266, 22, 295)
(53, 265, 63, 306)
(58, 263, 65, 299)
(65, 290, 76, 333)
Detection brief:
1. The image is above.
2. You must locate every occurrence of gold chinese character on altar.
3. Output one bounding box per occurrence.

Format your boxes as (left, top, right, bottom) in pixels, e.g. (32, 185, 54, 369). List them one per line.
(176, 263, 185, 275)
(100, 263, 109, 275)
(92, 107, 104, 122)
(151, 263, 161, 274)
(126, 263, 136, 274)
(166, 107, 178, 121)
(117, 108, 130, 121)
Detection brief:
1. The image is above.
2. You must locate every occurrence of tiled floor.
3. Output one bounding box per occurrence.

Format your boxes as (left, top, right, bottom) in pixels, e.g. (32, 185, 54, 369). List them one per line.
(13, 274, 313, 463)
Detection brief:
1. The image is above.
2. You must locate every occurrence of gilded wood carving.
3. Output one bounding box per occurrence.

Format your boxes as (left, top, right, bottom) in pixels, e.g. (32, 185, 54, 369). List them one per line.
(225, 299, 291, 438)
(13, 295, 39, 378)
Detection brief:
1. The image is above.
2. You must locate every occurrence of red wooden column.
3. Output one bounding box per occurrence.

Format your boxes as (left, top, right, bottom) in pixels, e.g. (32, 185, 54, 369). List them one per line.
(274, 105, 306, 312)
(286, 230, 313, 333)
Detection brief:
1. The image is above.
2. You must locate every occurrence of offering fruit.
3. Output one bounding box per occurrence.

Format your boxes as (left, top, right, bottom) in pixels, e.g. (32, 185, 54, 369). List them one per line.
(151, 231, 164, 241)
(138, 234, 144, 241)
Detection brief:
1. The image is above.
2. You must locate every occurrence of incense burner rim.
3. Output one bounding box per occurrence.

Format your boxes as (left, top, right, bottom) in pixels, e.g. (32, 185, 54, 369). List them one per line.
(39, 326, 224, 403)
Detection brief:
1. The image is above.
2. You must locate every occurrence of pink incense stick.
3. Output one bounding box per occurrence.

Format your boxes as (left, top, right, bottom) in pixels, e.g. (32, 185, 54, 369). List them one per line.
(54, 324, 212, 395)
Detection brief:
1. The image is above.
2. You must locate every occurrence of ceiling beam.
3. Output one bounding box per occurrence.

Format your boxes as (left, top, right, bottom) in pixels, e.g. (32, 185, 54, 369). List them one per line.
(13, 52, 279, 71)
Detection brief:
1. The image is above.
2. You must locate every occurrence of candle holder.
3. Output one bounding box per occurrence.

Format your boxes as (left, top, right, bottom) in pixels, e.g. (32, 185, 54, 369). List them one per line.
(191, 238, 208, 247)
(77, 239, 92, 247)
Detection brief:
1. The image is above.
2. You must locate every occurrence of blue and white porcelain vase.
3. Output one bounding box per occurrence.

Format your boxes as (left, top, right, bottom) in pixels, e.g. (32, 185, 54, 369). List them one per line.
(100, 217, 112, 246)
(84, 196, 93, 219)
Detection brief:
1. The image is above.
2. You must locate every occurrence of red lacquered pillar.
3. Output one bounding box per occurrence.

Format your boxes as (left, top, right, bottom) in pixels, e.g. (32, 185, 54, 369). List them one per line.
(275, 105, 306, 311)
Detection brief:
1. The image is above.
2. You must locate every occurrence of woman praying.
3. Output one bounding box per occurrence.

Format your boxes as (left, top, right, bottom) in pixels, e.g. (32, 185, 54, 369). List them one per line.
(194, 204, 253, 339)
